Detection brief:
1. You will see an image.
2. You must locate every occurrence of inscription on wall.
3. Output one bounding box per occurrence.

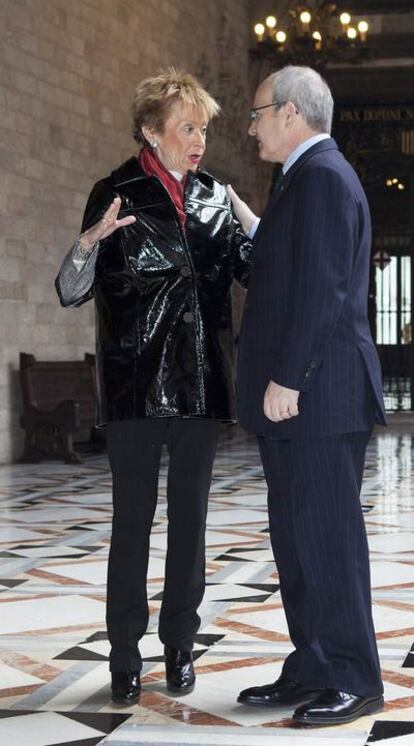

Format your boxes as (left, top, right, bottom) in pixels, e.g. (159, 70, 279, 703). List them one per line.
(339, 107, 414, 124)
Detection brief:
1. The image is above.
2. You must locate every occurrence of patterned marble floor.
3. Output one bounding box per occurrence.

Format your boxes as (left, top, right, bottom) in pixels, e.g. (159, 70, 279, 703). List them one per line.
(0, 426, 413, 745)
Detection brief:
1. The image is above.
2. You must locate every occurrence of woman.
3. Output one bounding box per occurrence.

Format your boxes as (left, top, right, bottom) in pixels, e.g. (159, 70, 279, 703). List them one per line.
(56, 69, 251, 705)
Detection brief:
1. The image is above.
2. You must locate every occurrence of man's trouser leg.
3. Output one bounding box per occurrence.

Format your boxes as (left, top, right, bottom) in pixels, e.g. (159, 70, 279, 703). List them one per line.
(258, 432, 382, 697)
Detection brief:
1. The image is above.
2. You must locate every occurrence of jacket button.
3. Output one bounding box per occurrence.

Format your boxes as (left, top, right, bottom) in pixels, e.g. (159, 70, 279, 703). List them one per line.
(180, 266, 191, 278)
(183, 311, 194, 323)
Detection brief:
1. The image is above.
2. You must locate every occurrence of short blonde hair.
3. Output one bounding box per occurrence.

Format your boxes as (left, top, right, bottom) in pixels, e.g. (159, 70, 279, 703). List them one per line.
(132, 68, 221, 144)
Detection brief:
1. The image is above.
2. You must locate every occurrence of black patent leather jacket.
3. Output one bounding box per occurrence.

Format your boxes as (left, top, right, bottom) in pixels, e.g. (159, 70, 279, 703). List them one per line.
(56, 156, 252, 424)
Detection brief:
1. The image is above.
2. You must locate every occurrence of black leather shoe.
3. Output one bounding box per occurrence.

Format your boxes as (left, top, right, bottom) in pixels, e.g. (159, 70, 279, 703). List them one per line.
(165, 645, 195, 694)
(237, 675, 322, 707)
(293, 689, 384, 725)
(111, 671, 141, 705)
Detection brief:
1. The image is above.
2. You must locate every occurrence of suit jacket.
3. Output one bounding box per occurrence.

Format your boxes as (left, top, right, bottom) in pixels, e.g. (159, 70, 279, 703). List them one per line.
(237, 138, 386, 439)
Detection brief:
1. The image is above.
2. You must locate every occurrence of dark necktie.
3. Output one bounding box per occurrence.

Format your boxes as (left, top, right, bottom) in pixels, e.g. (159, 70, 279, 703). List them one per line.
(272, 169, 286, 193)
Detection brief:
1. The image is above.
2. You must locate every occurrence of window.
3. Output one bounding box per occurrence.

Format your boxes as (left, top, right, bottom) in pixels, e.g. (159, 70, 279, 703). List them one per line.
(376, 254, 411, 345)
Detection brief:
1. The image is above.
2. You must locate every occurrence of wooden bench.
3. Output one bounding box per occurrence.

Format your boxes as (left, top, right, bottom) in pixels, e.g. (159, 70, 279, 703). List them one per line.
(19, 352, 101, 464)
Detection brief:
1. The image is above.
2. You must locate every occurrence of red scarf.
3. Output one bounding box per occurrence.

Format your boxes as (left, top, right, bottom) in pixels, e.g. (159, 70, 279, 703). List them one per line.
(138, 146, 187, 228)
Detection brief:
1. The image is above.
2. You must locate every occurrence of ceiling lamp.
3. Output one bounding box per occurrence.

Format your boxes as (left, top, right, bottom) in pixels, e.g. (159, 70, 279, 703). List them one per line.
(252, 2, 370, 68)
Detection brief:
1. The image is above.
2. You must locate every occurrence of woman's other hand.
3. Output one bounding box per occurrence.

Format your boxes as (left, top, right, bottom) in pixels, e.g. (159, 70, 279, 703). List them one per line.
(227, 185, 258, 236)
(79, 197, 136, 251)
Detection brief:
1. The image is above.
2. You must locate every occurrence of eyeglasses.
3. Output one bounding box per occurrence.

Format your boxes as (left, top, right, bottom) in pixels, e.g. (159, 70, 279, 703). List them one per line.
(249, 101, 286, 122)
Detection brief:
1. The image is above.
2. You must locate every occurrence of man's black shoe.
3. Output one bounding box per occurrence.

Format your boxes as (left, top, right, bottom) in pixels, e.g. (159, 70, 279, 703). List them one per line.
(165, 645, 195, 694)
(293, 689, 384, 725)
(111, 671, 141, 705)
(237, 675, 322, 707)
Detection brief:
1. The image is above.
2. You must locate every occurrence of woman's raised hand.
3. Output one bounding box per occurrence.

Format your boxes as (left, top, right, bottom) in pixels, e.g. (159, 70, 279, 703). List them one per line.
(227, 185, 258, 236)
(79, 197, 136, 250)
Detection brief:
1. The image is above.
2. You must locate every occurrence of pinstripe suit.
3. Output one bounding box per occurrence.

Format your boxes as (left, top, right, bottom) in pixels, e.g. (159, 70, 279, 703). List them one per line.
(237, 138, 385, 696)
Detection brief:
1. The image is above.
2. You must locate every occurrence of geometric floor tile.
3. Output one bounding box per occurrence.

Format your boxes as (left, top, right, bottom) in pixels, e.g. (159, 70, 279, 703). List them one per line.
(366, 719, 414, 742)
(152, 583, 277, 604)
(0, 710, 130, 746)
(0, 663, 44, 688)
(371, 561, 414, 589)
(0, 596, 105, 635)
(402, 644, 414, 668)
(0, 426, 413, 744)
(104, 724, 368, 744)
(53, 630, 223, 664)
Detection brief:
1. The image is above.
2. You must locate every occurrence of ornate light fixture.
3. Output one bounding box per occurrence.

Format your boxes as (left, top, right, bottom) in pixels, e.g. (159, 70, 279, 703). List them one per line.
(252, 3, 370, 68)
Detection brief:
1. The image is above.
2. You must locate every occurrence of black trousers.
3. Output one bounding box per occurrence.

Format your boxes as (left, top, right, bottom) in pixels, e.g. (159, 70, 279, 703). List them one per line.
(258, 431, 383, 698)
(105, 417, 219, 672)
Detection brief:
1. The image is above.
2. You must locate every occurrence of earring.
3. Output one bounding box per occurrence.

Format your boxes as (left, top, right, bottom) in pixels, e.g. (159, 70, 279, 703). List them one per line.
(151, 139, 158, 149)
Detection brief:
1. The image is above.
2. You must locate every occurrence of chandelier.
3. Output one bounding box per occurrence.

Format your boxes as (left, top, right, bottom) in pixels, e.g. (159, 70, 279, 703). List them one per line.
(252, 3, 370, 67)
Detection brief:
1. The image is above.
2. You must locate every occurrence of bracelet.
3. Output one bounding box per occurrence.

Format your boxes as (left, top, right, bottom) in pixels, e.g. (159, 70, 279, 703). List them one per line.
(73, 235, 98, 262)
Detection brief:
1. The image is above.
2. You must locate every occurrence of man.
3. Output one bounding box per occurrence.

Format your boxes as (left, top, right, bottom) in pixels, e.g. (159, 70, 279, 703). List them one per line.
(229, 66, 386, 726)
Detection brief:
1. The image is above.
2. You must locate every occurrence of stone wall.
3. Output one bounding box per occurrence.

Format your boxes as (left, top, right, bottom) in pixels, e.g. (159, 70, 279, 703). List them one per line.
(0, 0, 272, 463)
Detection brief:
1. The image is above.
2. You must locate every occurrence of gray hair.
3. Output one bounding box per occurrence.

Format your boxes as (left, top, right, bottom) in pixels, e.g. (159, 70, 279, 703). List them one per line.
(269, 66, 333, 134)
